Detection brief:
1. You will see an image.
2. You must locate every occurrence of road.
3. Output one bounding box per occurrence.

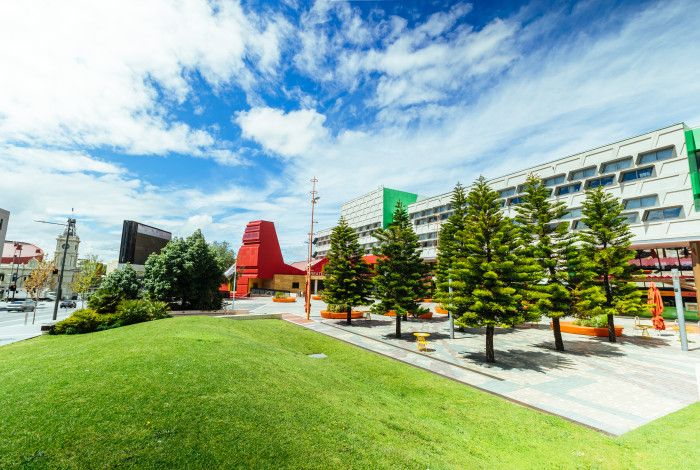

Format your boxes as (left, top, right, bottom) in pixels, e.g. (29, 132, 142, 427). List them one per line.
(0, 301, 78, 346)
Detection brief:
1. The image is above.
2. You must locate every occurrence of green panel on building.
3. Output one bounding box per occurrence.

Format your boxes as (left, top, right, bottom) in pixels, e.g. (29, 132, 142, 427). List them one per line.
(382, 188, 418, 228)
(684, 127, 700, 211)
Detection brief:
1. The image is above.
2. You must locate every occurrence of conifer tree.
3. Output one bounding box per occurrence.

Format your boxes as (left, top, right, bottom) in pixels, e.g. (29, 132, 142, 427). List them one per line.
(322, 217, 372, 324)
(372, 202, 429, 338)
(579, 187, 645, 342)
(435, 183, 469, 316)
(515, 175, 570, 351)
(451, 176, 539, 362)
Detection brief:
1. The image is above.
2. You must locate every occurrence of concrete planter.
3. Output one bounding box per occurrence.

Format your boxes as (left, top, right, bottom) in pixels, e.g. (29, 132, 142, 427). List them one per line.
(554, 321, 623, 337)
(434, 305, 448, 314)
(320, 310, 365, 319)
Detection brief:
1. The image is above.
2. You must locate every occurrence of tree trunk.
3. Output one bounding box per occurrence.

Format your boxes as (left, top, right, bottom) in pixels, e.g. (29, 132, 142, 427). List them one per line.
(607, 313, 617, 343)
(395, 312, 402, 338)
(346, 305, 352, 325)
(552, 317, 564, 351)
(485, 325, 495, 362)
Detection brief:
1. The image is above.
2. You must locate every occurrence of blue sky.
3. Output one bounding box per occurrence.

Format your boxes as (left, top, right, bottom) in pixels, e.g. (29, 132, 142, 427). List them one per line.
(0, 0, 698, 262)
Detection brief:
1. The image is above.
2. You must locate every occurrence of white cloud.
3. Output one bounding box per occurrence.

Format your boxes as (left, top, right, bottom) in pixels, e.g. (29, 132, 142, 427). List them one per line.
(235, 107, 328, 157)
(0, 0, 284, 157)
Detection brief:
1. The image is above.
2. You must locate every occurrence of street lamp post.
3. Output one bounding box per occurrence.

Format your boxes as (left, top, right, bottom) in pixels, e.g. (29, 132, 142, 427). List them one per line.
(305, 177, 318, 320)
(35, 216, 76, 321)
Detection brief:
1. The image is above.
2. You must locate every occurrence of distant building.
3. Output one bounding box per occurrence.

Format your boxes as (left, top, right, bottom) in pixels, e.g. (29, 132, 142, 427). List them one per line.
(234, 220, 307, 297)
(0, 208, 8, 255)
(0, 241, 45, 299)
(112, 220, 171, 273)
(54, 224, 80, 300)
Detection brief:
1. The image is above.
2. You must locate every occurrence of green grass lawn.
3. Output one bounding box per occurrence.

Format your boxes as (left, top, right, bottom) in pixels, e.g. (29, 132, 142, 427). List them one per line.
(0, 317, 697, 469)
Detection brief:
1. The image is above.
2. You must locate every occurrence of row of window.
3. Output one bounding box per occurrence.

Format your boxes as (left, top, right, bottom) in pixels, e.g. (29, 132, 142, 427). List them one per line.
(498, 146, 675, 206)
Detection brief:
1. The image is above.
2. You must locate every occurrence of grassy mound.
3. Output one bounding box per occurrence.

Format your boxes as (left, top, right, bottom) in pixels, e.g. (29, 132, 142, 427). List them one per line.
(0, 317, 697, 469)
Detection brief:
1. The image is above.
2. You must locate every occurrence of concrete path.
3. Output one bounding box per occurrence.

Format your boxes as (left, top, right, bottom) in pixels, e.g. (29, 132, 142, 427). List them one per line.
(281, 310, 700, 435)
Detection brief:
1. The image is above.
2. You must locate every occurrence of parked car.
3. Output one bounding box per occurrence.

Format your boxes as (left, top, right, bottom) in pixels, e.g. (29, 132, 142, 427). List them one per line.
(59, 300, 76, 308)
(6, 300, 37, 312)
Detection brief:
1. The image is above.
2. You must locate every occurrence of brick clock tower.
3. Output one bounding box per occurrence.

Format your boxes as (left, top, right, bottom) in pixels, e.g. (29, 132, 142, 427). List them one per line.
(54, 225, 80, 299)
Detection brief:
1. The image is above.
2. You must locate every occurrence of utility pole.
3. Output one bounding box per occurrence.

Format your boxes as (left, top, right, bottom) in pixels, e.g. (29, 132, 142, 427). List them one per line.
(35, 216, 76, 321)
(305, 177, 318, 320)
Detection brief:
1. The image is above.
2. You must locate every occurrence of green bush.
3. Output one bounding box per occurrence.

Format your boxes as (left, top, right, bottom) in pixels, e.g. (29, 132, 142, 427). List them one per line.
(51, 301, 170, 335)
(575, 314, 609, 328)
(273, 291, 288, 299)
(88, 288, 122, 314)
(116, 299, 170, 325)
(51, 309, 110, 335)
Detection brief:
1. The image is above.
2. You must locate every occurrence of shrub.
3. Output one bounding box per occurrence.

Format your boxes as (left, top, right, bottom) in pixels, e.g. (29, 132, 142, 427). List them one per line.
(88, 288, 122, 314)
(575, 314, 609, 328)
(116, 299, 170, 326)
(51, 309, 110, 335)
(327, 304, 350, 313)
(273, 291, 288, 299)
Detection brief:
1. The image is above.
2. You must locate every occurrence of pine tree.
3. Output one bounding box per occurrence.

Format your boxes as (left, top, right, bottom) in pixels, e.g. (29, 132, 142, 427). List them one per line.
(322, 217, 372, 324)
(579, 187, 645, 342)
(372, 202, 429, 338)
(515, 174, 570, 351)
(451, 176, 540, 362)
(435, 183, 469, 317)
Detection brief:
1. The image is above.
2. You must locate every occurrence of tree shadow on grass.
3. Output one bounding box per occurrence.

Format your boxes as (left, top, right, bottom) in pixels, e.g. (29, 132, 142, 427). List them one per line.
(460, 349, 577, 373)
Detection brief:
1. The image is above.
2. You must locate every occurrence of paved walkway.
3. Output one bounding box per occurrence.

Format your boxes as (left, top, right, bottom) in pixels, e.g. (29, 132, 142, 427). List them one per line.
(282, 309, 700, 435)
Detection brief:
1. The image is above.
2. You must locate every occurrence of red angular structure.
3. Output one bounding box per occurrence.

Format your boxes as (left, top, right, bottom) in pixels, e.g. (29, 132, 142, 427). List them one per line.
(234, 221, 305, 298)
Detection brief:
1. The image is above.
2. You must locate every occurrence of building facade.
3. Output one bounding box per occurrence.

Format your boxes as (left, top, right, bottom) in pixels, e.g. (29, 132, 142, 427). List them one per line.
(314, 122, 700, 301)
(0, 209, 8, 256)
(315, 187, 418, 257)
(54, 224, 80, 299)
(0, 241, 45, 299)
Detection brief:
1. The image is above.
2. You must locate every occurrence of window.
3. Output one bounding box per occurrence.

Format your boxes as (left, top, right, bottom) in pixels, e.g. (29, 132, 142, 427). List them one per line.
(291, 282, 299, 289)
(601, 158, 632, 173)
(620, 166, 653, 182)
(644, 206, 683, 222)
(509, 196, 524, 205)
(497, 187, 516, 198)
(542, 175, 566, 187)
(624, 195, 657, 209)
(556, 182, 581, 196)
(639, 147, 673, 164)
(569, 167, 596, 181)
(622, 212, 639, 224)
(586, 175, 615, 188)
(561, 208, 582, 219)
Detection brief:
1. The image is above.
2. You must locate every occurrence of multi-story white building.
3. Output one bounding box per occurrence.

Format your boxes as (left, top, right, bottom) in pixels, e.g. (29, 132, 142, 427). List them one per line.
(315, 122, 700, 300)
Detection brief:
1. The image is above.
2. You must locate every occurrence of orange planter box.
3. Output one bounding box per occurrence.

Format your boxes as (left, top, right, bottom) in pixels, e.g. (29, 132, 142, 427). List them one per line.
(273, 297, 296, 303)
(386, 310, 433, 319)
(311, 295, 322, 300)
(434, 305, 448, 314)
(422, 298, 434, 303)
(320, 310, 365, 319)
(554, 321, 623, 337)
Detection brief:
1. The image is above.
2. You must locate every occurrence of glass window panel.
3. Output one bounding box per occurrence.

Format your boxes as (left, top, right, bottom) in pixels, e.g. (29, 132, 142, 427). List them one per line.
(621, 166, 653, 182)
(509, 196, 524, 205)
(645, 206, 682, 221)
(639, 147, 674, 164)
(570, 167, 596, 181)
(601, 158, 632, 173)
(556, 183, 581, 195)
(587, 175, 615, 188)
(497, 187, 516, 198)
(561, 208, 582, 219)
(543, 175, 566, 187)
(622, 212, 639, 224)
